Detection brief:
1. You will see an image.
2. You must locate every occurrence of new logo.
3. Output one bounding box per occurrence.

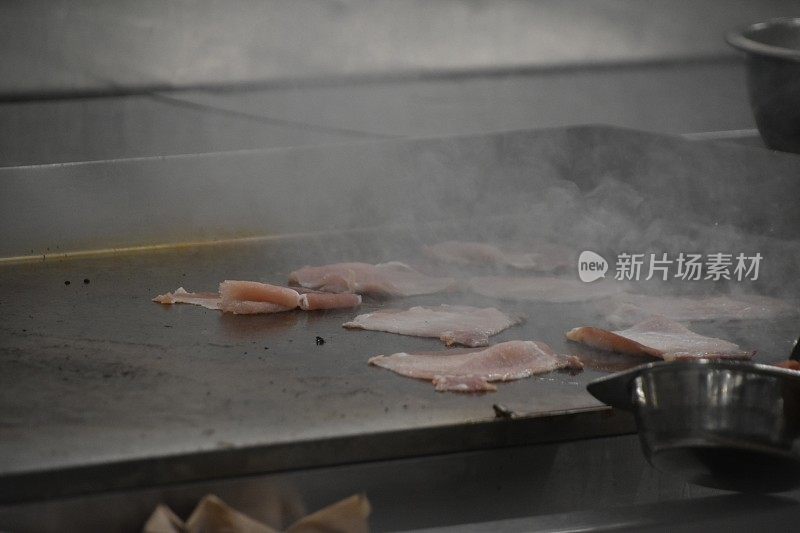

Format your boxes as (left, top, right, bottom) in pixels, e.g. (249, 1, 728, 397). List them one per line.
(578, 250, 608, 283)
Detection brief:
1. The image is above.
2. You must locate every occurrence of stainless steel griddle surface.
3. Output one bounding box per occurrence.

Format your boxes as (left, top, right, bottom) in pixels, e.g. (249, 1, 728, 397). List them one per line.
(0, 228, 631, 501)
(2, 227, 798, 502)
(2, 125, 800, 503)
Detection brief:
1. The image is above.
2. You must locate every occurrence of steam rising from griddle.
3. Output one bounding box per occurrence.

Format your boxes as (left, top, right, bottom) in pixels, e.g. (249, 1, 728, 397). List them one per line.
(250, 128, 796, 303)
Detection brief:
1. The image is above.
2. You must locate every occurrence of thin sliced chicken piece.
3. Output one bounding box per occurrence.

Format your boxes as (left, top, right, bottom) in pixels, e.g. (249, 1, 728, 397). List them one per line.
(153, 287, 220, 310)
(219, 280, 301, 309)
(369, 341, 582, 392)
(216, 280, 298, 314)
(219, 300, 295, 315)
(343, 305, 522, 347)
(606, 293, 797, 325)
(566, 316, 753, 361)
(289, 261, 458, 297)
(470, 276, 624, 303)
(153, 286, 290, 314)
(299, 292, 362, 311)
(432, 375, 498, 392)
(154, 282, 359, 314)
(423, 240, 572, 272)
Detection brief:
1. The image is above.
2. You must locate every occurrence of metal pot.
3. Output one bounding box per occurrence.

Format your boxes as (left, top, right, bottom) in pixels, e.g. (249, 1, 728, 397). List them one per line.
(726, 18, 800, 153)
(588, 360, 800, 492)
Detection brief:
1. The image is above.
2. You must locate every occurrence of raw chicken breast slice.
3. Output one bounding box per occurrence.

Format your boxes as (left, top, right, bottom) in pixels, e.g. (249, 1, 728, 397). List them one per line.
(219, 280, 301, 310)
(152, 287, 221, 310)
(369, 341, 582, 392)
(566, 316, 753, 361)
(343, 304, 522, 347)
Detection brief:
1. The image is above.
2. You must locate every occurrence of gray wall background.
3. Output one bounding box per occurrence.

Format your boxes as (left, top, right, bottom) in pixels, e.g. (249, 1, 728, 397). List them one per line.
(1, 0, 796, 97)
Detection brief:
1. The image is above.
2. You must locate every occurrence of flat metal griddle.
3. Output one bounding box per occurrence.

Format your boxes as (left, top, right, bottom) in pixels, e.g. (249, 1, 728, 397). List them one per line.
(1, 126, 799, 503)
(0, 229, 636, 503)
(2, 228, 798, 503)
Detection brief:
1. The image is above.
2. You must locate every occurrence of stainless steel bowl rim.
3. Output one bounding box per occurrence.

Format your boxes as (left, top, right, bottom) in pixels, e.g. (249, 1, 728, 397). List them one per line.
(587, 359, 800, 411)
(726, 17, 800, 62)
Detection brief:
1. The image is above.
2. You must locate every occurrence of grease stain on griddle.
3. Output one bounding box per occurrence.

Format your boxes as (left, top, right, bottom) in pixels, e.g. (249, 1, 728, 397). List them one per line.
(64, 280, 70, 286)
(83, 279, 90, 284)
(315, 336, 325, 345)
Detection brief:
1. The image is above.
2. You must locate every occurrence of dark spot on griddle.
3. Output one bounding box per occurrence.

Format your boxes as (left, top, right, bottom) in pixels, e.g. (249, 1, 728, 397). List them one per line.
(315, 336, 325, 345)
(102, 373, 112, 378)
(83, 278, 90, 284)
(64, 280, 70, 286)
(493, 404, 518, 419)
(384, 407, 389, 413)
(163, 325, 172, 328)
(264, 346, 269, 350)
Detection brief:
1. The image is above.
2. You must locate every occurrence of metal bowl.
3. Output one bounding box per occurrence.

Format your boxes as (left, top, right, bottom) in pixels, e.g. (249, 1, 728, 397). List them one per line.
(588, 360, 800, 492)
(726, 18, 800, 153)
